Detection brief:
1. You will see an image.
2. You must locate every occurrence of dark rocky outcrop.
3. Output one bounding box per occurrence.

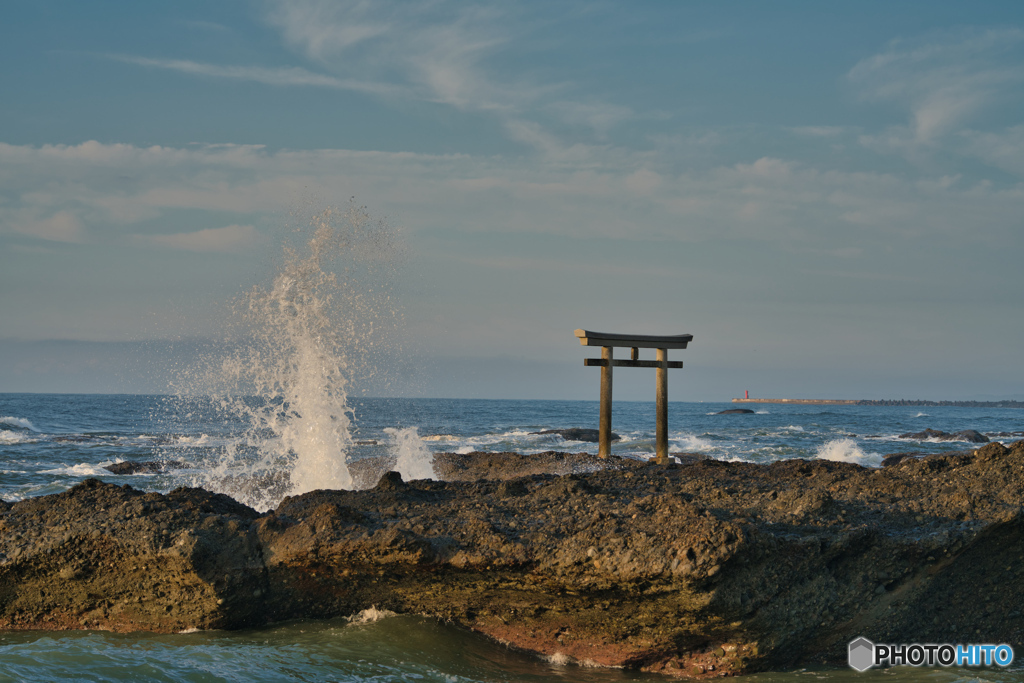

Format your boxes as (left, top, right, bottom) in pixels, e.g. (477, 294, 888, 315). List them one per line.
(104, 460, 187, 475)
(530, 428, 619, 443)
(880, 451, 927, 467)
(434, 450, 639, 480)
(899, 428, 989, 443)
(3, 441, 1024, 678)
(716, 409, 755, 414)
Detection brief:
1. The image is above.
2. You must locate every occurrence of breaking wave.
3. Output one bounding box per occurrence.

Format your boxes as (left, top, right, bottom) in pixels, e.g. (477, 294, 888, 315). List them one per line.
(0, 431, 36, 445)
(1, 417, 37, 431)
(385, 427, 435, 481)
(173, 203, 403, 510)
(815, 438, 883, 468)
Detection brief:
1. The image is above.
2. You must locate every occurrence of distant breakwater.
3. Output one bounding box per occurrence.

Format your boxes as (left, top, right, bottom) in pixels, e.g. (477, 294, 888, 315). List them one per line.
(732, 398, 1024, 408)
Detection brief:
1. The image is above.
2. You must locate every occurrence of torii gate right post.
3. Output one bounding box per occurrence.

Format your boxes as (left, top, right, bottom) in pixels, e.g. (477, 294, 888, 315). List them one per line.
(575, 329, 693, 464)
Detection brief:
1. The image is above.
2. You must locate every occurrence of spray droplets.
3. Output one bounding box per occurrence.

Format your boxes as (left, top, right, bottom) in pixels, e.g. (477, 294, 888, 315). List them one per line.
(182, 202, 404, 510)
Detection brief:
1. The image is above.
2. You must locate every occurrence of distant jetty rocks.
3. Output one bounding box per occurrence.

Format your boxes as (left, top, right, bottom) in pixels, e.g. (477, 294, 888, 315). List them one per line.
(732, 398, 1024, 408)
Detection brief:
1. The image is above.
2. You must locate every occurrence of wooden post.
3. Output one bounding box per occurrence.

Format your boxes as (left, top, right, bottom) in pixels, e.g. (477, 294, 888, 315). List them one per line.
(599, 346, 613, 458)
(656, 347, 668, 464)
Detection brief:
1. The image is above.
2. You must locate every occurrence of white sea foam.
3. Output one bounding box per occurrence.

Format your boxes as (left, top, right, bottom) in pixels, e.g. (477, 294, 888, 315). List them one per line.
(815, 438, 883, 468)
(348, 606, 397, 624)
(175, 434, 211, 445)
(672, 434, 714, 452)
(40, 462, 114, 476)
(385, 426, 435, 481)
(862, 433, 900, 441)
(421, 434, 455, 442)
(0, 431, 35, 445)
(164, 434, 240, 450)
(897, 434, 969, 444)
(782, 425, 805, 432)
(433, 429, 543, 452)
(756, 410, 770, 414)
(545, 652, 573, 666)
(913, 412, 929, 418)
(0, 417, 37, 431)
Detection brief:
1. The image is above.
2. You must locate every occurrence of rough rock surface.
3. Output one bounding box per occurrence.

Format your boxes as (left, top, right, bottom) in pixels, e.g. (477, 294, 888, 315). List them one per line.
(104, 460, 186, 475)
(899, 428, 989, 443)
(3, 442, 1024, 678)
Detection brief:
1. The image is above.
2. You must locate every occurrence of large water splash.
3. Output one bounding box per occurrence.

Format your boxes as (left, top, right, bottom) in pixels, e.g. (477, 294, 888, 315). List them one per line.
(385, 427, 436, 481)
(179, 203, 402, 510)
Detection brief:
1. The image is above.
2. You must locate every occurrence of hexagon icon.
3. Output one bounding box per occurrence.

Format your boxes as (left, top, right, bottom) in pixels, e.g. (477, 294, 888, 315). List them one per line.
(848, 637, 875, 672)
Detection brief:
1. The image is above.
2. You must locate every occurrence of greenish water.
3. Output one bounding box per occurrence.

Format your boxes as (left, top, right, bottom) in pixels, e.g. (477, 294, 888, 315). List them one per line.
(0, 616, 662, 682)
(1, 616, 1021, 683)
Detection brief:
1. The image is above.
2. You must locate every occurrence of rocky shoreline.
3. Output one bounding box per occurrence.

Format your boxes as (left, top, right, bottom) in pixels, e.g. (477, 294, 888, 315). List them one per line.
(3, 441, 1024, 678)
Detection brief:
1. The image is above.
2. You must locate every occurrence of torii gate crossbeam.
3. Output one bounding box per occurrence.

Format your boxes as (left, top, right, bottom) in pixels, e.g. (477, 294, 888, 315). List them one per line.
(575, 329, 693, 464)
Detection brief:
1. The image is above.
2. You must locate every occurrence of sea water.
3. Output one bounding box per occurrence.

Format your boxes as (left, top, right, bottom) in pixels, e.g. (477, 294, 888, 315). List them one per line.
(2, 393, 1024, 681)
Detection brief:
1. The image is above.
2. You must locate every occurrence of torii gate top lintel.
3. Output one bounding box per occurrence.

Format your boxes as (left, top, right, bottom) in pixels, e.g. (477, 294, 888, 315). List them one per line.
(574, 329, 692, 350)
(576, 328, 693, 464)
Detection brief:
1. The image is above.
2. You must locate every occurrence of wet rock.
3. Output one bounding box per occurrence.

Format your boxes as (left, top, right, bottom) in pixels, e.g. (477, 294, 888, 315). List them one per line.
(5, 443, 1024, 678)
(881, 452, 927, 467)
(952, 429, 988, 443)
(716, 409, 755, 414)
(433, 450, 641, 481)
(375, 471, 406, 491)
(899, 428, 989, 443)
(104, 460, 187, 475)
(530, 428, 619, 442)
(671, 452, 708, 465)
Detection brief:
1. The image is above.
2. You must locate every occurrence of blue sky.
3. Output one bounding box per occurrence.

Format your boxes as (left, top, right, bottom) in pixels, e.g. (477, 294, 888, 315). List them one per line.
(2, 1, 1023, 400)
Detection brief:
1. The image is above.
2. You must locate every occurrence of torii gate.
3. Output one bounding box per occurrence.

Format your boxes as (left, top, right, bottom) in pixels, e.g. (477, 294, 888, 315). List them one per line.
(575, 329, 693, 464)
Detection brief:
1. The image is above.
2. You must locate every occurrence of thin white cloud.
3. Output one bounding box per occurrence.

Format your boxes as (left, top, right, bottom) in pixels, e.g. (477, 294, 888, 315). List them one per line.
(266, 0, 521, 109)
(1, 140, 1021, 252)
(960, 125, 1024, 177)
(266, 0, 394, 58)
(105, 3, 641, 157)
(110, 55, 401, 96)
(264, 0, 634, 154)
(7, 210, 86, 243)
(135, 224, 261, 252)
(849, 28, 1024, 145)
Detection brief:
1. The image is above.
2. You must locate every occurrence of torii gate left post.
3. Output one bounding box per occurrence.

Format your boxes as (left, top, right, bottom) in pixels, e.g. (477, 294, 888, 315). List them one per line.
(575, 329, 693, 464)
